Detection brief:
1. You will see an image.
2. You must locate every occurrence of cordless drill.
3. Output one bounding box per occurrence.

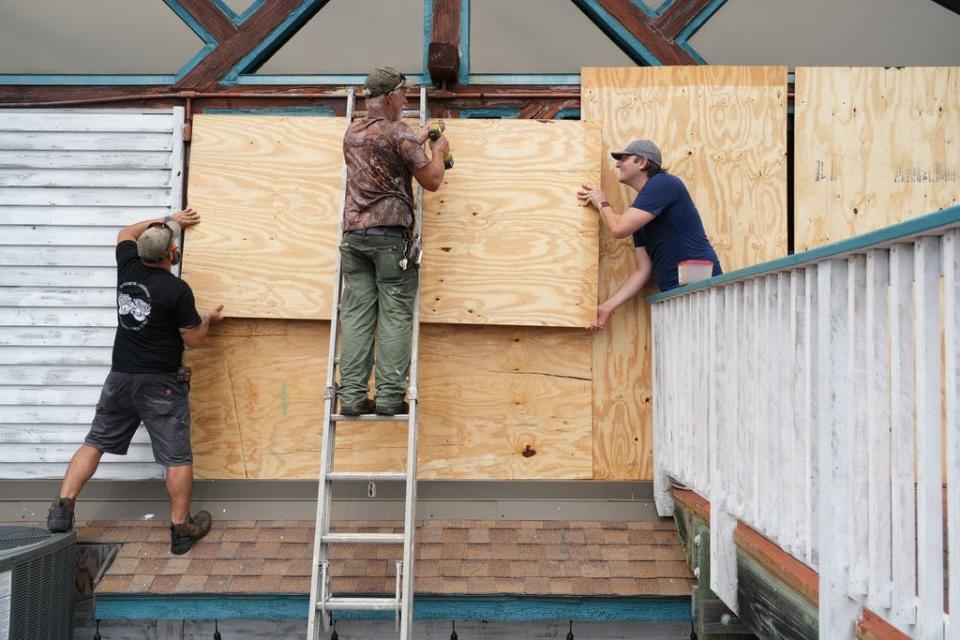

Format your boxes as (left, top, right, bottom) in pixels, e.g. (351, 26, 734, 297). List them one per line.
(427, 122, 454, 170)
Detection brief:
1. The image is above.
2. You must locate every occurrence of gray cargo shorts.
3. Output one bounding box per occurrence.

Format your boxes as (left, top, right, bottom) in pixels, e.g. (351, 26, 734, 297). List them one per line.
(84, 371, 193, 467)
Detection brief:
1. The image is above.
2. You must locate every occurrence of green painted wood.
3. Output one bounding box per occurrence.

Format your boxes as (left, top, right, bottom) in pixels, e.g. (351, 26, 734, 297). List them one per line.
(735, 551, 818, 640)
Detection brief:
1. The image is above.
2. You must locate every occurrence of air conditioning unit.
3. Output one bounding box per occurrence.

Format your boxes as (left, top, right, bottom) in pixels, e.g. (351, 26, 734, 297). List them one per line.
(0, 526, 76, 640)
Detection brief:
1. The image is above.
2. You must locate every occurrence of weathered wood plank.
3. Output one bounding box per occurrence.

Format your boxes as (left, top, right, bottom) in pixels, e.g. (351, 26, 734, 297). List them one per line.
(0, 187, 171, 207)
(0, 206, 169, 226)
(945, 230, 960, 638)
(186, 319, 592, 480)
(0, 267, 117, 287)
(794, 67, 960, 251)
(0, 327, 114, 348)
(0, 366, 108, 386)
(0, 346, 111, 366)
(0, 169, 171, 189)
(735, 551, 819, 640)
(0, 443, 155, 463)
(183, 115, 600, 326)
(0, 307, 116, 327)
(581, 65, 787, 480)
(0, 385, 102, 405)
(0, 286, 113, 306)
(0, 226, 119, 247)
(428, 0, 461, 83)
(0, 151, 171, 170)
(0, 132, 174, 152)
(0, 424, 148, 444)
(0, 463, 161, 479)
(0, 112, 175, 133)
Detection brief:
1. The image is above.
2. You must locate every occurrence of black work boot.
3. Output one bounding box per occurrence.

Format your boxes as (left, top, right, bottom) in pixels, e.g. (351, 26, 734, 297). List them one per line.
(340, 398, 375, 416)
(375, 400, 409, 416)
(47, 497, 75, 533)
(170, 510, 212, 555)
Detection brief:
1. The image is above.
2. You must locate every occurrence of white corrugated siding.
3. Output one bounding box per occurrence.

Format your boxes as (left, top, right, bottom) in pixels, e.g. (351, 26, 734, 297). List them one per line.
(0, 108, 185, 479)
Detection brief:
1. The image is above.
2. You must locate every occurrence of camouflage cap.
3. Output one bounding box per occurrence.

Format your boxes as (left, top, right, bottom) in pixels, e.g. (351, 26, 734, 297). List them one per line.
(364, 67, 407, 98)
(137, 219, 181, 261)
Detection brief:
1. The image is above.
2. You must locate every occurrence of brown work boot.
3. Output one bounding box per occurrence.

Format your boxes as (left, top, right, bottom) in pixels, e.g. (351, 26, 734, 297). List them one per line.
(47, 497, 75, 533)
(170, 510, 212, 555)
(340, 398, 375, 416)
(375, 400, 409, 416)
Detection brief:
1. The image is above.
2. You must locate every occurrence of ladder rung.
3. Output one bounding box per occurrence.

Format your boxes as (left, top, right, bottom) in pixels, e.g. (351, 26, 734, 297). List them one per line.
(331, 413, 408, 422)
(326, 471, 406, 482)
(322, 532, 404, 544)
(322, 596, 399, 611)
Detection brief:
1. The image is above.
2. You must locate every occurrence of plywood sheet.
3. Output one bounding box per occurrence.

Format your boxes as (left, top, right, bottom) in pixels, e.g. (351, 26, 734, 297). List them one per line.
(186, 320, 592, 480)
(795, 67, 960, 251)
(183, 115, 600, 327)
(582, 66, 788, 479)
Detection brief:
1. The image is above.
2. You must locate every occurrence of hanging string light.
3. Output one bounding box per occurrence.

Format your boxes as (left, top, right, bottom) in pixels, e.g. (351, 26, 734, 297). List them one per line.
(93, 619, 101, 640)
(330, 618, 339, 640)
(213, 619, 222, 640)
(566, 620, 574, 640)
(450, 620, 458, 639)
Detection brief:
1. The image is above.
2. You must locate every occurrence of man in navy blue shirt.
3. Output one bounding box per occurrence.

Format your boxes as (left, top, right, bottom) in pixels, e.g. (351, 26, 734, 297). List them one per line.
(578, 139, 722, 329)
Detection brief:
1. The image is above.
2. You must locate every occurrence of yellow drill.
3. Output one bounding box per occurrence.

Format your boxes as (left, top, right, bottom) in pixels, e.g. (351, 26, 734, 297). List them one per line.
(427, 122, 454, 170)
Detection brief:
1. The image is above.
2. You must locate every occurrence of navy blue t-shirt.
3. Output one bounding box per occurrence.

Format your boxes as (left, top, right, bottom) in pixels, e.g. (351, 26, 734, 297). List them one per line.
(631, 173, 722, 291)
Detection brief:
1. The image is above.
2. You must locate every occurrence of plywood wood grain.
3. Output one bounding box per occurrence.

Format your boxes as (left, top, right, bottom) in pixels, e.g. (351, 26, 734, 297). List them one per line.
(183, 115, 343, 319)
(183, 115, 600, 327)
(186, 320, 592, 479)
(582, 66, 788, 479)
(795, 67, 960, 251)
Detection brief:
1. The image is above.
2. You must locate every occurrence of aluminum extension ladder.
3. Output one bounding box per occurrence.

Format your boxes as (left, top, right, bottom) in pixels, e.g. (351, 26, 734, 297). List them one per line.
(306, 87, 428, 640)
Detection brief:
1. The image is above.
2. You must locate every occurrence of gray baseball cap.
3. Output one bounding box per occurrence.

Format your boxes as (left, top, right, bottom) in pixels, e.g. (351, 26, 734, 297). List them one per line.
(137, 219, 181, 261)
(364, 67, 407, 98)
(611, 139, 662, 166)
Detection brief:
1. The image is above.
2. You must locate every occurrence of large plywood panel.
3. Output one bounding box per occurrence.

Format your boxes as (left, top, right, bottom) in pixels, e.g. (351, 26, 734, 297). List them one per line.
(795, 67, 960, 250)
(183, 115, 600, 327)
(186, 320, 592, 479)
(582, 66, 788, 479)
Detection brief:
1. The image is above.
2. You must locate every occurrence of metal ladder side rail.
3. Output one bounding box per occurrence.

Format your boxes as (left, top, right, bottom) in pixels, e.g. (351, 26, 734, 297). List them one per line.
(307, 87, 356, 640)
(398, 84, 429, 639)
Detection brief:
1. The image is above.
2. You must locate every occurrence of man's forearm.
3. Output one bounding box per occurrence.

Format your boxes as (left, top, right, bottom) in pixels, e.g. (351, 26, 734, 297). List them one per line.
(117, 217, 167, 244)
(598, 203, 628, 239)
(603, 269, 650, 312)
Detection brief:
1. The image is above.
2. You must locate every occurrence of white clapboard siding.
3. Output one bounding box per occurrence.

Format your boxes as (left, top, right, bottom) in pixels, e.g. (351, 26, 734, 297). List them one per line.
(0, 108, 185, 479)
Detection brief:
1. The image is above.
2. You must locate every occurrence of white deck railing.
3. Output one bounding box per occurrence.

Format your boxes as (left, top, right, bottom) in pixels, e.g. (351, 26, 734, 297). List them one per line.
(650, 205, 960, 639)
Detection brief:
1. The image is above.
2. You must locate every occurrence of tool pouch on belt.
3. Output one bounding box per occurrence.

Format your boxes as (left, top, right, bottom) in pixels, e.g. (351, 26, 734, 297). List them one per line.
(176, 365, 192, 384)
(405, 235, 422, 266)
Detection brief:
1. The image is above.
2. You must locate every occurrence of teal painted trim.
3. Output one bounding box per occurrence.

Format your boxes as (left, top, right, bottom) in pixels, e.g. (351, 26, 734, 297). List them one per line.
(0, 75, 175, 85)
(96, 594, 692, 622)
(222, 0, 332, 85)
(467, 74, 581, 85)
(459, 0, 471, 84)
(163, 0, 220, 81)
(210, 0, 238, 20)
(423, 0, 433, 80)
(202, 106, 336, 115)
(459, 107, 521, 119)
(674, 0, 727, 64)
(235, 0, 267, 25)
(555, 108, 582, 120)
(647, 205, 960, 304)
(234, 74, 426, 85)
(570, 0, 662, 66)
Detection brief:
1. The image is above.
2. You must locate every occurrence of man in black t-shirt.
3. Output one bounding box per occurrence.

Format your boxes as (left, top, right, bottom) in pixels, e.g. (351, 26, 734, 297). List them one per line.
(47, 208, 224, 555)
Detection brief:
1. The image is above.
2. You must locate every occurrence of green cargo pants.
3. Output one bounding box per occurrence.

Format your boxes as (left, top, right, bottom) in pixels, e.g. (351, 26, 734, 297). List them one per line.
(337, 232, 419, 406)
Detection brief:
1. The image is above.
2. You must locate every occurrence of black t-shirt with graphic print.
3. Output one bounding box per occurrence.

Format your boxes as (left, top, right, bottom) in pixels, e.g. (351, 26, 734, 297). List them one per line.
(111, 241, 202, 373)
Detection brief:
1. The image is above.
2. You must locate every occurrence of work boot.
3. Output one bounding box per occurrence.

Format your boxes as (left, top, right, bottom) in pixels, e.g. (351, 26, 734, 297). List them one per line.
(47, 497, 75, 533)
(375, 400, 409, 416)
(170, 510, 212, 555)
(340, 398, 375, 416)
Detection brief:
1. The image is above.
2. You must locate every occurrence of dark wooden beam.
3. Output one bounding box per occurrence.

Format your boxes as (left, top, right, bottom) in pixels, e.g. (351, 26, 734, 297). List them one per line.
(174, 0, 329, 90)
(428, 0, 461, 84)
(929, 0, 960, 16)
(581, 0, 696, 65)
(734, 522, 818, 607)
(652, 0, 715, 40)
(175, 0, 238, 43)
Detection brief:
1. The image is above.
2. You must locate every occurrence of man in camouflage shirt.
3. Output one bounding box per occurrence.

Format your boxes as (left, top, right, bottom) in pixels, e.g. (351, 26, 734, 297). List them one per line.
(338, 67, 449, 416)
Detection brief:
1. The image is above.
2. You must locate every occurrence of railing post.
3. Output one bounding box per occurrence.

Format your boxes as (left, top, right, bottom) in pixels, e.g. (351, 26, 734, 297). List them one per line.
(652, 304, 674, 517)
(945, 229, 960, 639)
(914, 236, 943, 638)
(817, 258, 859, 638)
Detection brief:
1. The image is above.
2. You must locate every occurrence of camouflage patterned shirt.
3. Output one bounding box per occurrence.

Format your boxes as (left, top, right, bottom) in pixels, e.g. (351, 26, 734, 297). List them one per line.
(343, 117, 431, 231)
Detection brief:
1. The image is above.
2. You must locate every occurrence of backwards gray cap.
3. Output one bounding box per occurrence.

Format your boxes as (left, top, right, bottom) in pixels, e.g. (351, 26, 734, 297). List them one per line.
(137, 219, 181, 262)
(610, 139, 662, 166)
(364, 67, 407, 98)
